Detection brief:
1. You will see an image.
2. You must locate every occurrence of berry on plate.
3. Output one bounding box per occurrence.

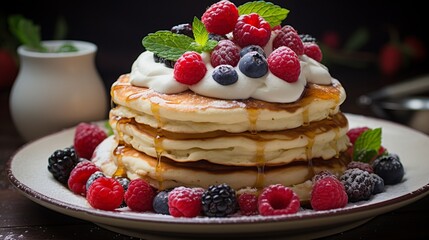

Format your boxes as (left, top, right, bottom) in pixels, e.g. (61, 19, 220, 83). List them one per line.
(74, 122, 107, 160)
(47, 146, 80, 184)
(373, 153, 404, 185)
(237, 192, 258, 216)
(153, 189, 172, 215)
(202, 183, 237, 217)
(173, 51, 207, 85)
(340, 168, 374, 202)
(168, 186, 204, 218)
(311, 176, 348, 211)
(68, 160, 100, 196)
(267, 46, 300, 83)
(86, 177, 124, 211)
(124, 179, 155, 212)
(258, 184, 300, 216)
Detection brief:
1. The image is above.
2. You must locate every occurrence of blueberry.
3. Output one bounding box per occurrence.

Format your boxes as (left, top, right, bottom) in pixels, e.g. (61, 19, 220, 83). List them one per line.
(238, 51, 268, 78)
(373, 153, 404, 185)
(153, 189, 171, 215)
(85, 171, 105, 191)
(370, 173, 385, 194)
(171, 23, 193, 38)
(212, 65, 238, 85)
(116, 177, 130, 208)
(240, 45, 267, 58)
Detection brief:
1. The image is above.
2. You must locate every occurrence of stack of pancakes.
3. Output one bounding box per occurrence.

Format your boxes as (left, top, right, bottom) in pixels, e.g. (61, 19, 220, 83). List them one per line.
(93, 74, 350, 199)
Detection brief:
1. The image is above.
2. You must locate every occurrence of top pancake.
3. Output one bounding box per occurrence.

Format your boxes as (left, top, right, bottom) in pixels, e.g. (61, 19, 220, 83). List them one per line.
(110, 74, 346, 133)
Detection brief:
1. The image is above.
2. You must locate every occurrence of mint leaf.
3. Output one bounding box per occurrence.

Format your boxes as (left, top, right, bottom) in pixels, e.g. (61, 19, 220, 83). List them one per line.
(142, 31, 195, 61)
(353, 128, 382, 163)
(192, 17, 209, 50)
(238, 1, 289, 27)
(8, 15, 47, 52)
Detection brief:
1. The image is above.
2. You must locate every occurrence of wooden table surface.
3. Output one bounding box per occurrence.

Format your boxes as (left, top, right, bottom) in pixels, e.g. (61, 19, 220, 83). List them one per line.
(1, 70, 429, 240)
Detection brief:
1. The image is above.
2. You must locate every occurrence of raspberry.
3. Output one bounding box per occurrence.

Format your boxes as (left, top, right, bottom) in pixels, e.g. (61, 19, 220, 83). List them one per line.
(373, 153, 404, 185)
(304, 42, 323, 62)
(237, 193, 258, 216)
(47, 146, 80, 184)
(233, 13, 271, 48)
(379, 43, 403, 76)
(168, 186, 204, 218)
(202, 0, 239, 35)
(272, 25, 304, 55)
(173, 51, 207, 85)
(74, 122, 107, 160)
(312, 170, 335, 182)
(68, 160, 99, 196)
(210, 40, 240, 67)
(258, 184, 300, 216)
(267, 46, 301, 83)
(346, 127, 370, 145)
(310, 176, 348, 211)
(202, 183, 237, 217)
(340, 168, 374, 202)
(347, 161, 374, 173)
(124, 179, 155, 212)
(86, 177, 124, 211)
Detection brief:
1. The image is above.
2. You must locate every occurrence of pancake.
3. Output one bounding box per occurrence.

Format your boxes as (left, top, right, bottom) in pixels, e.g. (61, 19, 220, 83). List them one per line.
(92, 135, 350, 202)
(110, 111, 349, 166)
(110, 74, 346, 133)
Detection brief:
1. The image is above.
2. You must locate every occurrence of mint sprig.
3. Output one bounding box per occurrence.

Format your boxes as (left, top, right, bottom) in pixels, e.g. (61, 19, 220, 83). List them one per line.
(142, 17, 217, 61)
(353, 128, 382, 163)
(238, 1, 289, 27)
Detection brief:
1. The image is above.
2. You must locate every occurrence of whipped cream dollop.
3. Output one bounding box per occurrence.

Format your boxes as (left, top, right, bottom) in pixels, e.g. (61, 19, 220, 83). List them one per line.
(130, 37, 333, 103)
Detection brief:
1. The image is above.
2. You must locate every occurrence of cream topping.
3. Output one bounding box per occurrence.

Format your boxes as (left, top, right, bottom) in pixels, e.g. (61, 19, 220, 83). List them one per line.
(130, 34, 333, 103)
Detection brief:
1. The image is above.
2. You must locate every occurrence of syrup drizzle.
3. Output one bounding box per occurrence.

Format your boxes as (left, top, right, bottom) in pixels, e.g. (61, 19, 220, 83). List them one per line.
(247, 108, 260, 134)
(151, 102, 165, 189)
(112, 118, 131, 178)
(254, 141, 266, 189)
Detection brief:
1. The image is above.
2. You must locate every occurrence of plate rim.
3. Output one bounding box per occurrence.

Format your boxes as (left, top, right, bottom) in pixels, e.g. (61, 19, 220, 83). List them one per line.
(6, 113, 429, 229)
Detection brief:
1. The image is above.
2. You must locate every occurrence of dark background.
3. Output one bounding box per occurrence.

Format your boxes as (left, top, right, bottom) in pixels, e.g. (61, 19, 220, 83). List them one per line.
(2, 0, 429, 118)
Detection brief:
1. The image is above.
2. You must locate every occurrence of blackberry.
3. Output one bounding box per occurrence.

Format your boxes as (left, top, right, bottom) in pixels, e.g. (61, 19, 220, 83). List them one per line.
(153, 189, 171, 215)
(202, 183, 237, 217)
(212, 65, 238, 86)
(373, 153, 404, 185)
(340, 168, 374, 202)
(370, 173, 385, 194)
(347, 161, 373, 173)
(171, 23, 193, 38)
(208, 33, 226, 42)
(238, 51, 268, 78)
(299, 34, 316, 43)
(47, 146, 79, 184)
(85, 171, 105, 191)
(153, 53, 175, 68)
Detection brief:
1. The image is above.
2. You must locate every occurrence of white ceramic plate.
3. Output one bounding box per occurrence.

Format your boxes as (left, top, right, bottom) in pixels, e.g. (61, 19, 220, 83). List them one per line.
(7, 114, 429, 239)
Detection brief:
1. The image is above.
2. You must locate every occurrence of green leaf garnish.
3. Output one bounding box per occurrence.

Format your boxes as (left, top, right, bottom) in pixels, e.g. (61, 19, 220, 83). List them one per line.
(8, 15, 47, 52)
(238, 1, 290, 27)
(142, 19, 218, 61)
(8, 15, 78, 53)
(353, 128, 382, 163)
(142, 31, 195, 61)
